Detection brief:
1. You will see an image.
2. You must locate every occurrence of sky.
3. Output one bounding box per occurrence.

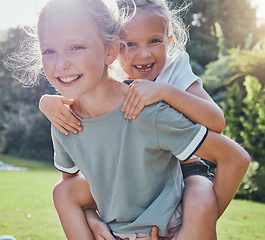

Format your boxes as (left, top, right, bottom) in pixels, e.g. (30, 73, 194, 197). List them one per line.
(0, 0, 48, 31)
(0, 0, 264, 31)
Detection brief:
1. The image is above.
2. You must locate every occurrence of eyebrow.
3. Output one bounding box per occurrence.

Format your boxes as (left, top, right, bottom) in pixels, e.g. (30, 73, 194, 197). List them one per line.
(122, 33, 166, 41)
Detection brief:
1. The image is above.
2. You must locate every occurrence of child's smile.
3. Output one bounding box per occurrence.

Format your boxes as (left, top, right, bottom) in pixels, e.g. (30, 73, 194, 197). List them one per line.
(56, 74, 83, 84)
(118, 10, 170, 81)
(134, 63, 155, 73)
(38, 5, 109, 100)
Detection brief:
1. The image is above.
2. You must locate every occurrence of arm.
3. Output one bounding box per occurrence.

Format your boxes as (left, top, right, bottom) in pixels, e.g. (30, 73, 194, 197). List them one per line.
(169, 81, 225, 133)
(39, 94, 82, 135)
(194, 131, 250, 217)
(122, 80, 225, 133)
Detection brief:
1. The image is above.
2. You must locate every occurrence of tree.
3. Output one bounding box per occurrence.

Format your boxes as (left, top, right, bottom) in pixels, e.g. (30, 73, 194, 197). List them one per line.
(220, 75, 265, 201)
(240, 76, 265, 201)
(217, 0, 257, 49)
(221, 82, 245, 144)
(171, 0, 260, 71)
(202, 31, 265, 200)
(0, 28, 55, 161)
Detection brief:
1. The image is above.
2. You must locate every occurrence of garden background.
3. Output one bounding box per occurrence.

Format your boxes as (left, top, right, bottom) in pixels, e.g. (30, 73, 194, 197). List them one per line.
(1, 0, 265, 239)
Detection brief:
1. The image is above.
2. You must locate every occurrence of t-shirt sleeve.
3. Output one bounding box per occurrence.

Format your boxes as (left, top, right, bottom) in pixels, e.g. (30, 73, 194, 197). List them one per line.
(51, 125, 80, 174)
(156, 52, 202, 91)
(155, 103, 208, 161)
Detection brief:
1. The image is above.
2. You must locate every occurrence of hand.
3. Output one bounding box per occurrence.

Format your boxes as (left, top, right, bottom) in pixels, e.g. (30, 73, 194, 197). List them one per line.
(39, 94, 82, 135)
(121, 80, 166, 120)
(85, 209, 116, 240)
(150, 226, 159, 240)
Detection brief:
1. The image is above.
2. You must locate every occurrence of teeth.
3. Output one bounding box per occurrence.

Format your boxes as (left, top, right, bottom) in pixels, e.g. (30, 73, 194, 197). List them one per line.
(58, 75, 81, 83)
(135, 64, 152, 69)
(135, 64, 153, 71)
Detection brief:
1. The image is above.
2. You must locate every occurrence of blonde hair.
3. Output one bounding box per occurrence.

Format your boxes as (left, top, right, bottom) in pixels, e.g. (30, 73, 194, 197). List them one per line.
(4, 0, 122, 87)
(117, 0, 190, 55)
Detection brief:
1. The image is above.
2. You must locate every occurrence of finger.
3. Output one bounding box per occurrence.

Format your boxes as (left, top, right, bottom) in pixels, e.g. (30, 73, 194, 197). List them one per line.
(130, 100, 145, 119)
(123, 95, 138, 119)
(65, 105, 82, 127)
(58, 96, 75, 105)
(53, 122, 69, 135)
(100, 231, 116, 240)
(60, 113, 83, 132)
(122, 88, 134, 113)
(123, 89, 140, 119)
(124, 94, 138, 119)
(126, 95, 141, 120)
(56, 104, 82, 131)
(57, 118, 79, 134)
(151, 226, 159, 240)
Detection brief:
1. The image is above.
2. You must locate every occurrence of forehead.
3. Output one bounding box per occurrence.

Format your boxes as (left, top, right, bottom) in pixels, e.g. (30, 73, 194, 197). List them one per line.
(38, 5, 100, 42)
(121, 10, 168, 39)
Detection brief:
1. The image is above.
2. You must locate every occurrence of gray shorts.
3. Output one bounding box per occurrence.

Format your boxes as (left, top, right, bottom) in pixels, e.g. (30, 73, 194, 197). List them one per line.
(181, 160, 215, 183)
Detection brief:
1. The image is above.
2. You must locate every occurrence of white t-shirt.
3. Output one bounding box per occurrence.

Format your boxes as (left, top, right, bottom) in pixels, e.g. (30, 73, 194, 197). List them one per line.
(156, 51, 202, 90)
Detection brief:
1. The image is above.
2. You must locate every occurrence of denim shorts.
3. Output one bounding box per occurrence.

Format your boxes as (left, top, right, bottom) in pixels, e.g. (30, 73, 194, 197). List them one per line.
(180, 160, 215, 183)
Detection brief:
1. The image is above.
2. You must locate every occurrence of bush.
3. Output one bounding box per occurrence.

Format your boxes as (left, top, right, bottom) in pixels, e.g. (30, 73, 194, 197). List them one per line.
(222, 76, 265, 201)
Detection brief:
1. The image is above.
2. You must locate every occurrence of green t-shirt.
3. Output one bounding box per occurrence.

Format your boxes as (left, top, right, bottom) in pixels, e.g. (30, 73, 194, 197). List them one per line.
(51, 102, 208, 236)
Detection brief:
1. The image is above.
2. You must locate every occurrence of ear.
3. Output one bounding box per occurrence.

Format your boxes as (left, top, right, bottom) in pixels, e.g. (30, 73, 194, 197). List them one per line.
(105, 36, 120, 65)
(167, 36, 173, 46)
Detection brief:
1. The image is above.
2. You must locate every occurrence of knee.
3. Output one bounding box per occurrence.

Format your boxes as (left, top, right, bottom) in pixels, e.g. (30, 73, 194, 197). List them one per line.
(53, 179, 71, 210)
(53, 176, 96, 211)
(195, 192, 217, 221)
(183, 178, 218, 222)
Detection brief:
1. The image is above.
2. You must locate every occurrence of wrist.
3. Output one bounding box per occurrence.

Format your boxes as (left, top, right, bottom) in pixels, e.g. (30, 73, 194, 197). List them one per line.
(159, 82, 173, 102)
(85, 209, 100, 226)
(39, 94, 50, 112)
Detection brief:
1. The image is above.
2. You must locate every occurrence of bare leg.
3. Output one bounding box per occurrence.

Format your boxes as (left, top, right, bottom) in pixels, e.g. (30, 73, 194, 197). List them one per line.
(177, 176, 218, 240)
(53, 175, 96, 240)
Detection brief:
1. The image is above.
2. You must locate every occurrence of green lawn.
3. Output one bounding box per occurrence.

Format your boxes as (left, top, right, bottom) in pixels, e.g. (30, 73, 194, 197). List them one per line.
(217, 200, 265, 239)
(0, 155, 65, 240)
(1, 155, 265, 240)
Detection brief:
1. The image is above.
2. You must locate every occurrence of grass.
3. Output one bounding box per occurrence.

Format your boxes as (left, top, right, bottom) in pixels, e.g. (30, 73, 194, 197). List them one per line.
(0, 155, 65, 240)
(1, 155, 265, 239)
(217, 200, 265, 239)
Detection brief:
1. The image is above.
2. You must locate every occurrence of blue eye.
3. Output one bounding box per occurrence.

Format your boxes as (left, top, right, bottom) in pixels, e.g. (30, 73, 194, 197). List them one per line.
(72, 46, 85, 51)
(150, 39, 162, 44)
(42, 49, 55, 55)
(127, 42, 135, 47)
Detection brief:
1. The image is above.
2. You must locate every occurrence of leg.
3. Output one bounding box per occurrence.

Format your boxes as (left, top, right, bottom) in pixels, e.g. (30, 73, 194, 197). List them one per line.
(177, 176, 218, 240)
(53, 175, 96, 240)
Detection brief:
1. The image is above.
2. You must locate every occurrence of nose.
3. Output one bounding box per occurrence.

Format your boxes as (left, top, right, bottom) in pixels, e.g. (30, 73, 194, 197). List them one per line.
(136, 46, 152, 58)
(56, 53, 71, 70)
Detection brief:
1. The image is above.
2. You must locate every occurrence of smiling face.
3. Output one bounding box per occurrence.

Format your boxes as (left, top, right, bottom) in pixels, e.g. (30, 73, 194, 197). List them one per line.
(118, 10, 171, 81)
(38, 5, 110, 100)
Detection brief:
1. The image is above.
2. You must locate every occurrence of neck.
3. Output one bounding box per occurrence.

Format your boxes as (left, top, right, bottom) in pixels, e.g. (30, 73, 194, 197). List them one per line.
(71, 79, 128, 119)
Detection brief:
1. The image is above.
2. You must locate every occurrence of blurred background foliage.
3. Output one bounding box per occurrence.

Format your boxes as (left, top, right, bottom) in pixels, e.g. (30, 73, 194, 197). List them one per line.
(0, 0, 265, 201)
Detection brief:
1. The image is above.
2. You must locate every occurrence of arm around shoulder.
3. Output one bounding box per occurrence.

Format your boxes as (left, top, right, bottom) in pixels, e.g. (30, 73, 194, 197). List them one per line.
(39, 94, 82, 135)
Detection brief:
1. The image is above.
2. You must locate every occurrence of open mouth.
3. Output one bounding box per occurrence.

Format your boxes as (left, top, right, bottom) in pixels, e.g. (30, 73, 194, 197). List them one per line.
(57, 74, 83, 84)
(134, 63, 154, 72)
